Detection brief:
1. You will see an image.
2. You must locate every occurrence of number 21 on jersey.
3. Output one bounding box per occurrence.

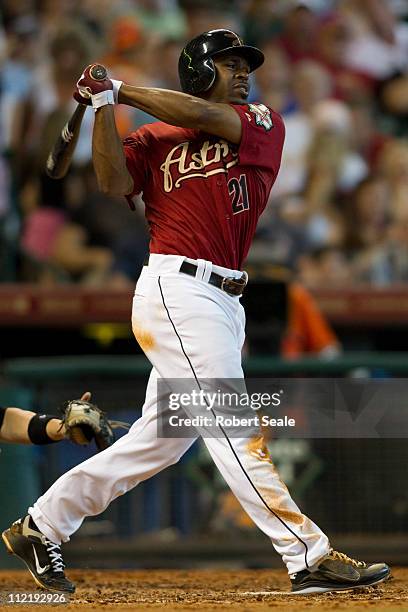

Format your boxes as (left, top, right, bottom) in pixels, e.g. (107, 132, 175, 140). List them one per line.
(228, 174, 249, 215)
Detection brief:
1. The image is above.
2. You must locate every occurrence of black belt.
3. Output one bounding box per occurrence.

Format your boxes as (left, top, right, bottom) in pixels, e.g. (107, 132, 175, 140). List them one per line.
(144, 255, 248, 297)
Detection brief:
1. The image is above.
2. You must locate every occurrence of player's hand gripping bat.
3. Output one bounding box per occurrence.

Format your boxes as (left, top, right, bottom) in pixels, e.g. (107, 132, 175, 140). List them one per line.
(45, 64, 108, 179)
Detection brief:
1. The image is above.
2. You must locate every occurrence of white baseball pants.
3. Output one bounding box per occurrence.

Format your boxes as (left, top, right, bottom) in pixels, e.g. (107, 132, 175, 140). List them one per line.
(29, 254, 330, 574)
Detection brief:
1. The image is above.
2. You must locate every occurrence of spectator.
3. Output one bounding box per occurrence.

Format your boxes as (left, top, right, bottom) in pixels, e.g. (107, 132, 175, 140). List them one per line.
(255, 42, 295, 114)
(282, 283, 341, 359)
(16, 22, 93, 177)
(297, 247, 351, 288)
(306, 99, 368, 198)
(315, 13, 373, 102)
(341, 0, 408, 81)
(272, 60, 333, 198)
(250, 194, 312, 270)
(272, 99, 366, 255)
(345, 176, 390, 253)
(378, 139, 408, 221)
(243, 0, 284, 47)
(20, 173, 113, 285)
(377, 72, 408, 137)
(348, 99, 390, 168)
(340, 142, 408, 285)
(279, 2, 320, 63)
(0, 15, 39, 163)
(345, 176, 391, 285)
(66, 163, 149, 286)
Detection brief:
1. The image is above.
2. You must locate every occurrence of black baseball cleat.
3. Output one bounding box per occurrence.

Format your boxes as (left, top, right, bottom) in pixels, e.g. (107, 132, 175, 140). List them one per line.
(290, 550, 390, 594)
(2, 515, 75, 593)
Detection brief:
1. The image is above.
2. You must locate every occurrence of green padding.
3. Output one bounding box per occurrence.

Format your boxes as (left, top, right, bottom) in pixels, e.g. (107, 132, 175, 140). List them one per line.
(0, 387, 40, 568)
(0, 387, 33, 408)
(4, 353, 408, 380)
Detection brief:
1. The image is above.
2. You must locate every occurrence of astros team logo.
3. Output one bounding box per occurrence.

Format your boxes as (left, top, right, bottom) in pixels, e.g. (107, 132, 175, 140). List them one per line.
(248, 104, 273, 131)
(160, 139, 238, 192)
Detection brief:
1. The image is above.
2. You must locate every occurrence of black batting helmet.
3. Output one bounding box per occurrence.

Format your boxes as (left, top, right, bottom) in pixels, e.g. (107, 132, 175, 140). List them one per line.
(178, 29, 264, 95)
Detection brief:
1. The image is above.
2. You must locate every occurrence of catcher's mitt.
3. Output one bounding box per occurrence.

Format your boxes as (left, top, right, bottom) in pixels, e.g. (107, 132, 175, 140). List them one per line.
(61, 399, 130, 451)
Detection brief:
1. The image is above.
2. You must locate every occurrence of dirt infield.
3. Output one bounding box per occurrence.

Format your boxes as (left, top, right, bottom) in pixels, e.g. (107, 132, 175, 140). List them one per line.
(0, 568, 407, 611)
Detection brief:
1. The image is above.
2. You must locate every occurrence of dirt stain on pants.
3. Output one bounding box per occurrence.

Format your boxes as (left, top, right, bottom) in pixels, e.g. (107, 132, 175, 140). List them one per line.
(133, 324, 156, 353)
(246, 435, 304, 526)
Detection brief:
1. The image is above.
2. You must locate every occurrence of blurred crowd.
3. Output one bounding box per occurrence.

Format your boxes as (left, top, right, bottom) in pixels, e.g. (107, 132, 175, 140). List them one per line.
(1, 0, 408, 288)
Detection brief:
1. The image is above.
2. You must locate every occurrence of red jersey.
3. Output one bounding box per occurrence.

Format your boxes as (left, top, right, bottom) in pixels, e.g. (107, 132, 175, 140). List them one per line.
(124, 103, 285, 270)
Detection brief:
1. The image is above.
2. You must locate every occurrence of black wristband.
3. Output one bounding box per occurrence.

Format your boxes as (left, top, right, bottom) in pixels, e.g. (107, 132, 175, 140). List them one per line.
(28, 414, 60, 445)
(0, 407, 6, 431)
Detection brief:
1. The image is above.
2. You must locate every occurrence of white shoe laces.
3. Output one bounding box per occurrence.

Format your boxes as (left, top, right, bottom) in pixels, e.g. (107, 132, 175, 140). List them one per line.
(45, 541, 65, 573)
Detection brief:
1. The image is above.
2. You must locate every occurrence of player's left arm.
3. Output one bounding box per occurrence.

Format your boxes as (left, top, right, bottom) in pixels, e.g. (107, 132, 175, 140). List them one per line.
(118, 85, 242, 144)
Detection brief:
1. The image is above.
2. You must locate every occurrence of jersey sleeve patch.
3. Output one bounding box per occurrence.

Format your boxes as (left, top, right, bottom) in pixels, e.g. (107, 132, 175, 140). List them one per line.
(233, 103, 284, 171)
(247, 104, 274, 131)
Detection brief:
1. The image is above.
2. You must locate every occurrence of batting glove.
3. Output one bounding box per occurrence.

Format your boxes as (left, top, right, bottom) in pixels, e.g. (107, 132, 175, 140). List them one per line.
(75, 64, 123, 111)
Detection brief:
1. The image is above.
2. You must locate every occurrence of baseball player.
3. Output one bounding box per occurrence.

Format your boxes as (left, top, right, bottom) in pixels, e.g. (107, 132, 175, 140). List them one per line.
(2, 30, 389, 595)
(0, 393, 90, 445)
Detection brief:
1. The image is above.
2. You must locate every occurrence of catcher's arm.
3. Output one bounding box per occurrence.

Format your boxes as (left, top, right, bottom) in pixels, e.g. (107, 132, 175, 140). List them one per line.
(0, 392, 91, 445)
(0, 409, 60, 444)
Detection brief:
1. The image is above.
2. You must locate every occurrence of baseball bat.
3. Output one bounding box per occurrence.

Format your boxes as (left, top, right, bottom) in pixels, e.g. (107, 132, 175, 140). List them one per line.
(45, 64, 108, 179)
